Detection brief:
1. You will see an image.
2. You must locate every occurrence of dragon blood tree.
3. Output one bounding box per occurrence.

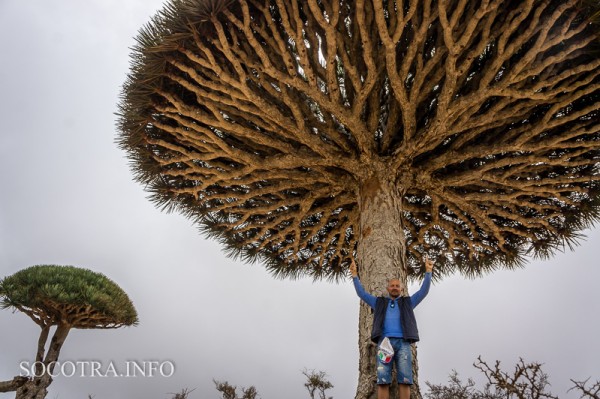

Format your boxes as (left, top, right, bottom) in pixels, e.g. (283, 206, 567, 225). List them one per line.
(118, 0, 600, 397)
(0, 265, 138, 399)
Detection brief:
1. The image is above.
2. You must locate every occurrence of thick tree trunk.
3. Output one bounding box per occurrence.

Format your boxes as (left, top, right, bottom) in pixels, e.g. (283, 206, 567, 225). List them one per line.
(355, 165, 422, 399)
(16, 323, 71, 399)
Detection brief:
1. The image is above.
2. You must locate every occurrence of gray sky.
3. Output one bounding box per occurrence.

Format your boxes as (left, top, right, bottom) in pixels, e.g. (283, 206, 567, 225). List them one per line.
(0, 1, 598, 398)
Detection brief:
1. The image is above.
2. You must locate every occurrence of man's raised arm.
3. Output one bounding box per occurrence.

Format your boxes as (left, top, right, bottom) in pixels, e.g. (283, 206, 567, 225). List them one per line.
(350, 259, 376, 309)
(410, 258, 434, 308)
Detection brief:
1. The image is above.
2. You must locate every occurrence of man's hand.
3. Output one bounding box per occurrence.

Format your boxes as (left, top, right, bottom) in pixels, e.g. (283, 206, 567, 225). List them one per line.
(425, 257, 434, 273)
(349, 258, 358, 278)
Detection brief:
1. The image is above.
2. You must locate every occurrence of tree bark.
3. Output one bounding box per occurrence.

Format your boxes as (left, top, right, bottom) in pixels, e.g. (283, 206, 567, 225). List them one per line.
(16, 323, 71, 399)
(0, 377, 28, 393)
(355, 164, 422, 399)
(34, 325, 50, 377)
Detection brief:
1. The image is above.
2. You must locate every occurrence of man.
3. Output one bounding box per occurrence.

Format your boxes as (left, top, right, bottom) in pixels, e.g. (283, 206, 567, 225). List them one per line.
(350, 258, 434, 399)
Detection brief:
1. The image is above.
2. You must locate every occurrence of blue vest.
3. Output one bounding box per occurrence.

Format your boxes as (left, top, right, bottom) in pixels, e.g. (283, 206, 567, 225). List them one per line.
(371, 296, 419, 343)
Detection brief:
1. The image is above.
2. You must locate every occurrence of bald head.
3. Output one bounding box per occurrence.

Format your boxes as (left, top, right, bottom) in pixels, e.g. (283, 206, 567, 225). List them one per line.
(387, 278, 405, 299)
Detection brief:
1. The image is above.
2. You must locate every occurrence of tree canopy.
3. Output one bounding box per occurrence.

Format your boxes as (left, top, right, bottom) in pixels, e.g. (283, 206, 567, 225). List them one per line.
(118, 0, 600, 282)
(0, 265, 138, 329)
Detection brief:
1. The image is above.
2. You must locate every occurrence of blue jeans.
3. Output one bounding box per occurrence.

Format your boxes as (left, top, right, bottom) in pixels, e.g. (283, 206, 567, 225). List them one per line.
(376, 337, 413, 385)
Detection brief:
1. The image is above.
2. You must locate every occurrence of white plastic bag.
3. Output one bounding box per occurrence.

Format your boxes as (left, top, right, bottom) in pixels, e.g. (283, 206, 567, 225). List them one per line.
(377, 337, 394, 364)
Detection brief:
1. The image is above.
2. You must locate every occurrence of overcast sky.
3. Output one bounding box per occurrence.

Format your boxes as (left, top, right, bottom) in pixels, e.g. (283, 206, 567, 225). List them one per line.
(0, 1, 599, 398)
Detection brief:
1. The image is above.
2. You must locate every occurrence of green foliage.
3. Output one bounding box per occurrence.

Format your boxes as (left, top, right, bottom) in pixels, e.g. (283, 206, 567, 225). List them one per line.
(168, 362, 599, 399)
(425, 357, 600, 399)
(208, 369, 332, 399)
(213, 380, 258, 399)
(0, 265, 138, 328)
(425, 371, 500, 399)
(303, 369, 334, 399)
(168, 388, 196, 399)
